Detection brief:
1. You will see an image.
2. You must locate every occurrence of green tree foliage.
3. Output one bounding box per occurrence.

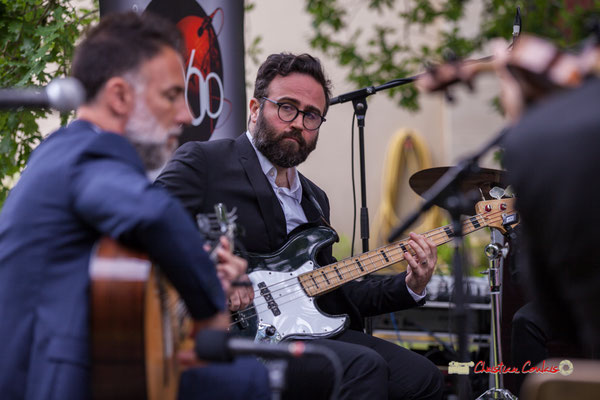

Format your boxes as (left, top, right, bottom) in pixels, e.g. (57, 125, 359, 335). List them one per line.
(305, 0, 600, 111)
(0, 0, 98, 204)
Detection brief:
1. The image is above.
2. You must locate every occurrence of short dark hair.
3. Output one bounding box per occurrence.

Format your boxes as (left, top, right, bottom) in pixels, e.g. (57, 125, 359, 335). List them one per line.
(253, 53, 332, 116)
(71, 12, 184, 102)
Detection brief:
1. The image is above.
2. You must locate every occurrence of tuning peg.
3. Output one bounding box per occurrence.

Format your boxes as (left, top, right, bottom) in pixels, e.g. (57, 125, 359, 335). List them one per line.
(489, 186, 505, 200)
(504, 185, 516, 198)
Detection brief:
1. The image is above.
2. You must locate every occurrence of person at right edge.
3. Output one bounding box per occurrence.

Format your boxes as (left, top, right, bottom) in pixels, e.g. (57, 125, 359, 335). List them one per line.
(495, 35, 600, 395)
(505, 58, 600, 381)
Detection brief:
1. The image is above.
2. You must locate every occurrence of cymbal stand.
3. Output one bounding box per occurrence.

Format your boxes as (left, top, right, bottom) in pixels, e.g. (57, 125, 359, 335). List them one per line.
(476, 227, 517, 400)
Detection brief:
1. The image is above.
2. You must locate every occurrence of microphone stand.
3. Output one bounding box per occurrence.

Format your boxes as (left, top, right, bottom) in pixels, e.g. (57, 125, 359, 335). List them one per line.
(266, 360, 288, 400)
(387, 127, 510, 400)
(330, 76, 418, 335)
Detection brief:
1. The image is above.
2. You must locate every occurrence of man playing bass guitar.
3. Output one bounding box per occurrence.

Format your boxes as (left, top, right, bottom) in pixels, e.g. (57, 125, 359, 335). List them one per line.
(157, 52, 444, 400)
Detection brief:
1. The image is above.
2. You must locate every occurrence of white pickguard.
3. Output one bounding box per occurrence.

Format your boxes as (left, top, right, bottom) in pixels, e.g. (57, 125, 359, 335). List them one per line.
(248, 261, 347, 342)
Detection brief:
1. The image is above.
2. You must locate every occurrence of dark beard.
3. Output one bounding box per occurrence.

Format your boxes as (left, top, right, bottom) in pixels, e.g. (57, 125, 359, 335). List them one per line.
(253, 111, 317, 168)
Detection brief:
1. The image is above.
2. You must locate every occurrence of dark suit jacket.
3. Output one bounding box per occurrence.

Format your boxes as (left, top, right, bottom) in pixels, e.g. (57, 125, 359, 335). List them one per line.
(0, 120, 225, 400)
(504, 76, 600, 348)
(156, 134, 420, 332)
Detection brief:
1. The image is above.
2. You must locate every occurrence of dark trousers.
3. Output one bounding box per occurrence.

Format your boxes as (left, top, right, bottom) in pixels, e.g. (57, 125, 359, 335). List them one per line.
(178, 357, 271, 400)
(511, 302, 551, 396)
(282, 329, 444, 400)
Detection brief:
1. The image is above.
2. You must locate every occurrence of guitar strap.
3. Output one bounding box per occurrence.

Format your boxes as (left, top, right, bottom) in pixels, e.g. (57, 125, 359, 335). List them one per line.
(306, 189, 324, 218)
(300, 175, 329, 219)
(299, 175, 332, 230)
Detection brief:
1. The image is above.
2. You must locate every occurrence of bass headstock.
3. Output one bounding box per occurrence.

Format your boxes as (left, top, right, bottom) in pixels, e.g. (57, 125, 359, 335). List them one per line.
(475, 198, 519, 234)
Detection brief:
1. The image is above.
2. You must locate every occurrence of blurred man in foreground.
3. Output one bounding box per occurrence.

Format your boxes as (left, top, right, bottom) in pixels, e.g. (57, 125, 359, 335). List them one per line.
(0, 12, 268, 400)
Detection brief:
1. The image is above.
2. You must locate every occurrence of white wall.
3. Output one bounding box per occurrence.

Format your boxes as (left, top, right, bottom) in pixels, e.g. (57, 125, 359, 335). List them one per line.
(245, 1, 507, 250)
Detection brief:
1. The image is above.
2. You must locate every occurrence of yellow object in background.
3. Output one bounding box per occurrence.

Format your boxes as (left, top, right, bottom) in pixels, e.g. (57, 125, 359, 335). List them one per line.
(372, 128, 443, 273)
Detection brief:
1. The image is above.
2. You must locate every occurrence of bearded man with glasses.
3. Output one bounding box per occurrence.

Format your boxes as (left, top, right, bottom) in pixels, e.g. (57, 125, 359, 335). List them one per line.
(156, 52, 443, 400)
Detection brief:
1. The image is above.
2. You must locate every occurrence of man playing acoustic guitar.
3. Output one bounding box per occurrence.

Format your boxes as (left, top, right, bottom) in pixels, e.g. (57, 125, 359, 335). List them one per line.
(0, 12, 268, 400)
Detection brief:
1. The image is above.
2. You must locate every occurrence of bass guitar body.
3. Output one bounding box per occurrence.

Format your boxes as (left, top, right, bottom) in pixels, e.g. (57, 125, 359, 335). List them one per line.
(232, 226, 349, 343)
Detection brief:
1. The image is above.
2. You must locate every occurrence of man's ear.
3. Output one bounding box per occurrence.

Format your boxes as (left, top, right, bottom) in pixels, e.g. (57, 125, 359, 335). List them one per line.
(103, 77, 135, 118)
(249, 97, 261, 125)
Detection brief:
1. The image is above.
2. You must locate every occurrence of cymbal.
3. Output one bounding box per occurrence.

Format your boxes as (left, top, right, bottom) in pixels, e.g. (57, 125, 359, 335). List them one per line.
(409, 166, 507, 213)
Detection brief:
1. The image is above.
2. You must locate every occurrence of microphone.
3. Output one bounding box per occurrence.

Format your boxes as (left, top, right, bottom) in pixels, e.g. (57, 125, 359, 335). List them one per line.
(0, 77, 85, 112)
(512, 7, 522, 45)
(195, 330, 322, 362)
(196, 330, 343, 400)
(329, 86, 376, 106)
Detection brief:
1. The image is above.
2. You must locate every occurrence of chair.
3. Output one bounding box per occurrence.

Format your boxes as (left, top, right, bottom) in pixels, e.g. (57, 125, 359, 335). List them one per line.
(521, 358, 600, 400)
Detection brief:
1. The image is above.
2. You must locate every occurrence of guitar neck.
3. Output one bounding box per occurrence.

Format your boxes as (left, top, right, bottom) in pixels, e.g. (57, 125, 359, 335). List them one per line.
(298, 214, 489, 297)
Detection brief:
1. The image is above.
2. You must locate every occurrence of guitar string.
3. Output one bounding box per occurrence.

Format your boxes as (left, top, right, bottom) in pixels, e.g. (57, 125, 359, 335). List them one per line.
(229, 212, 508, 328)
(245, 209, 502, 297)
(229, 210, 509, 324)
(229, 210, 506, 322)
(228, 226, 482, 327)
(238, 209, 503, 302)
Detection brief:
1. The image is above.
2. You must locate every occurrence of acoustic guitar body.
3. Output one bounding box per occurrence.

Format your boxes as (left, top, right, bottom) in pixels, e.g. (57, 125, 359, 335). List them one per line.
(90, 237, 179, 400)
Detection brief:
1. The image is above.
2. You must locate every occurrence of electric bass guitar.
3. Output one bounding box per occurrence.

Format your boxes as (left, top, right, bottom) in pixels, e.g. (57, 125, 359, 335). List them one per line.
(231, 198, 517, 343)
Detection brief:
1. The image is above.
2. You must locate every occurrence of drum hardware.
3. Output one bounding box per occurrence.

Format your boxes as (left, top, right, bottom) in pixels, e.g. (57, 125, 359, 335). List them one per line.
(410, 171, 519, 398)
(409, 166, 507, 216)
(475, 186, 518, 400)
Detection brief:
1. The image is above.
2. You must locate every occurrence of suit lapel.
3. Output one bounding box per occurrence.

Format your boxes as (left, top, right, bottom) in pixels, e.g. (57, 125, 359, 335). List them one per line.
(235, 134, 287, 250)
(299, 174, 324, 224)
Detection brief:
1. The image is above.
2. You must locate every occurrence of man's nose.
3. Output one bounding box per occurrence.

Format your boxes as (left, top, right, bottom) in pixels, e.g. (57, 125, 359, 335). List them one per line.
(289, 112, 304, 131)
(176, 101, 193, 126)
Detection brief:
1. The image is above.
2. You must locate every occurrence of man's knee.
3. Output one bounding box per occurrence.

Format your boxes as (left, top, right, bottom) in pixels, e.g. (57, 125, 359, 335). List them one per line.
(408, 358, 444, 400)
(352, 347, 389, 378)
(388, 353, 444, 400)
(512, 304, 547, 342)
(512, 306, 530, 331)
(423, 364, 444, 399)
(337, 349, 389, 399)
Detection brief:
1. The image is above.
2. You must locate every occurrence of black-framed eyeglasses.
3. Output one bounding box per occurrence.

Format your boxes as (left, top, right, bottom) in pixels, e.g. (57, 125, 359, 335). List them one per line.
(262, 97, 326, 130)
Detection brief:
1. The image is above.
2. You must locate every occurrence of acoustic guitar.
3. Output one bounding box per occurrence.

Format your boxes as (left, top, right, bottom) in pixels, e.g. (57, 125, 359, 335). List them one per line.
(90, 204, 236, 400)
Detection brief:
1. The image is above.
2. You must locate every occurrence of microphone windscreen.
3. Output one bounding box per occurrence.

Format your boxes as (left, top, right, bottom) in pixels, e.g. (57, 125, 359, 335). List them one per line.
(46, 78, 86, 112)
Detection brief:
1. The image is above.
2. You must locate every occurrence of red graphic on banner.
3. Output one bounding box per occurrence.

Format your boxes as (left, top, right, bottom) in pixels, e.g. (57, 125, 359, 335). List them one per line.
(177, 8, 231, 136)
(146, 0, 245, 143)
